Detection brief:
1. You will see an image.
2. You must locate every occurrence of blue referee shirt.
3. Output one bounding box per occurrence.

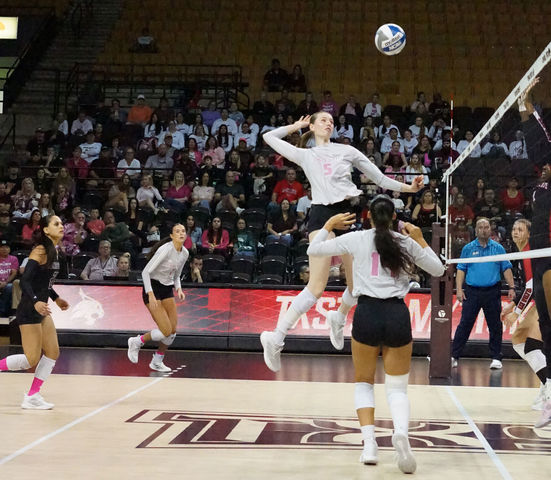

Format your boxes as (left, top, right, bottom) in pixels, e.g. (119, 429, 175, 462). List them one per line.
(457, 239, 512, 287)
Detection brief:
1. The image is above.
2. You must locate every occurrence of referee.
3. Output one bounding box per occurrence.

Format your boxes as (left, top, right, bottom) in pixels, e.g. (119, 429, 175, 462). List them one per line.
(452, 217, 515, 369)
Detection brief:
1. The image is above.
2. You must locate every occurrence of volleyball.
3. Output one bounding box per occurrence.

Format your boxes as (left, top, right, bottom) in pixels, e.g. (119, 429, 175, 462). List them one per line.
(374, 23, 406, 55)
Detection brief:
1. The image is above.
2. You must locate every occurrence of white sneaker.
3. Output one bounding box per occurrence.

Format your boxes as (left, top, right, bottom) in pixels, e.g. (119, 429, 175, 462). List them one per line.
(451, 357, 458, 368)
(392, 432, 416, 474)
(490, 359, 502, 369)
(149, 359, 172, 372)
(260, 331, 283, 372)
(535, 400, 551, 428)
(359, 439, 378, 465)
(127, 336, 143, 364)
(21, 392, 54, 410)
(326, 310, 346, 350)
(532, 384, 546, 411)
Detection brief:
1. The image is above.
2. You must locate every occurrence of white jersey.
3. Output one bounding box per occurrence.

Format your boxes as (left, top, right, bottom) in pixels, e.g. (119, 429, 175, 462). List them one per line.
(307, 229, 444, 298)
(142, 241, 189, 294)
(263, 126, 405, 205)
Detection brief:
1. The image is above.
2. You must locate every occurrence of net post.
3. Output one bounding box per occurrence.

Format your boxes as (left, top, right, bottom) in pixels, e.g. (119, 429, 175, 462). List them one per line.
(429, 222, 454, 378)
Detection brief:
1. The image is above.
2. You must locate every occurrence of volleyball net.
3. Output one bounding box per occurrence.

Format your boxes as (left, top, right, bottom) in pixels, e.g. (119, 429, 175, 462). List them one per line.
(442, 40, 551, 267)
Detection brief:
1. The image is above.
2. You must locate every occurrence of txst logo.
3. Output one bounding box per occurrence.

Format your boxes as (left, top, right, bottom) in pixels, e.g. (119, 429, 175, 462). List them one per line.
(126, 410, 551, 453)
(69, 288, 105, 326)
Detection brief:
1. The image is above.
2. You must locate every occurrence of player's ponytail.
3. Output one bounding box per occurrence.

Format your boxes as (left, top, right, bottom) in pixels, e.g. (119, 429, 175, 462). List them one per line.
(370, 195, 414, 276)
(33, 214, 63, 268)
(298, 112, 320, 148)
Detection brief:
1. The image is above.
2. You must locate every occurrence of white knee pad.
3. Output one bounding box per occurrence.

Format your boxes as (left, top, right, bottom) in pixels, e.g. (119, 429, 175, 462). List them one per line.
(525, 349, 547, 374)
(513, 342, 527, 360)
(342, 288, 358, 307)
(354, 382, 374, 410)
(385, 373, 410, 435)
(35, 355, 56, 381)
(385, 373, 409, 400)
(293, 288, 318, 314)
(6, 354, 31, 371)
(161, 333, 176, 346)
(150, 329, 165, 341)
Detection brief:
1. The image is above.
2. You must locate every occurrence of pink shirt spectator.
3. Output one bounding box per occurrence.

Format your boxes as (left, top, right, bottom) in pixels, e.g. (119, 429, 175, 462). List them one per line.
(87, 219, 106, 236)
(166, 184, 192, 201)
(320, 100, 339, 117)
(21, 224, 40, 241)
(201, 229, 230, 253)
(204, 147, 225, 167)
(0, 255, 18, 282)
(62, 222, 88, 256)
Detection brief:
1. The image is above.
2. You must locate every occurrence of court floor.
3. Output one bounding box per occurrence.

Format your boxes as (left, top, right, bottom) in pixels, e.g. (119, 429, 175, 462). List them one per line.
(0, 347, 550, 479)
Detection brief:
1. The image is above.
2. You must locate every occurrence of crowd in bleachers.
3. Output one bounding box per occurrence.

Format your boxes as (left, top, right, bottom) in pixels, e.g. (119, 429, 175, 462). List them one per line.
(0, 70, 545, 314)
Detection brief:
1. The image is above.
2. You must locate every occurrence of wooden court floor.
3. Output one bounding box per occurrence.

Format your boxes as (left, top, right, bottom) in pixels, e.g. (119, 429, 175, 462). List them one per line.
(1, 347, 550, 479)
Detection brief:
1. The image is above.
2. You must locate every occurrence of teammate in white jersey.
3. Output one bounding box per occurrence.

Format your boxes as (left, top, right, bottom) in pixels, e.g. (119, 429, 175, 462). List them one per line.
(260, 113, 424, 372)
(127, 224, 188, 372)
(307, 195, 444, 472)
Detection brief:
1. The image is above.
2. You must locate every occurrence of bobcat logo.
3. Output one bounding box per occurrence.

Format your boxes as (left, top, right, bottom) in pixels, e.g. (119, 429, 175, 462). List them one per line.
(70, 288, 105, 326)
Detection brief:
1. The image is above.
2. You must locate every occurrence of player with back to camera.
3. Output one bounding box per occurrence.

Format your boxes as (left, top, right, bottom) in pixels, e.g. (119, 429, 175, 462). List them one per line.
(501, 219, 547, 410)
(127, 224, 188, 372)
(307, 195, 444, 473)
(0, 215, 70, 409)
(260, 113, 424, 372)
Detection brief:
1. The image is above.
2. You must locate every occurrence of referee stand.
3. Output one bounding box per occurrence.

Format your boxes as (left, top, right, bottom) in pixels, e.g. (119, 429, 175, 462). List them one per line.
(429, 222, 455, 378)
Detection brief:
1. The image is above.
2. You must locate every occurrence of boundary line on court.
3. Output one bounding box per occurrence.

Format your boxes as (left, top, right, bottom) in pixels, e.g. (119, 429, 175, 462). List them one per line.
(445, 385, 513, 480)
(0, 376, 164, 466)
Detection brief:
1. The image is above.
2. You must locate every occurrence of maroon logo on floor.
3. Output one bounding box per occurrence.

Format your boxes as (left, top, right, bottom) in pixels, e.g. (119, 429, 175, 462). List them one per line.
(126, 410, 551, 453)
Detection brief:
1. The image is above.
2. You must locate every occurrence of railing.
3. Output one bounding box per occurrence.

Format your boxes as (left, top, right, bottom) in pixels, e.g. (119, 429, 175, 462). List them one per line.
(70, 0, 94, 38)
(0, 113, 16, 152)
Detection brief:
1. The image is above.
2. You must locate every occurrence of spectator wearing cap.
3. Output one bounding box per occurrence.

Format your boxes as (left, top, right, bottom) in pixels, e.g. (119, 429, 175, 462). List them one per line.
(0, 239, 18, 317)
(127, 94, 153, 126)
(25, 127, 48, 158)
(0, 211, 16, 244)
(71, 111, 93, 137)
(263, 58, 288, 92)
(79, 131, 102, 165)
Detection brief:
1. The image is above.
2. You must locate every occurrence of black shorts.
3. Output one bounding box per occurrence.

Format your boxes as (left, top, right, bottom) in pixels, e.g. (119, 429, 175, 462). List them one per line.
(308, 199, 354, 236)
(16, 297, 46, 325)
(142, 279, 174, 305)
(352, 296, 412, 348)
(531, 257, 551, 281)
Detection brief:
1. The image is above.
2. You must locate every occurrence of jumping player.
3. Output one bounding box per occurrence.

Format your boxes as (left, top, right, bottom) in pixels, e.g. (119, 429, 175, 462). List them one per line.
(0, 215, 69, 409)
(501, 219, 547, 410)
(307, 196, 444, 473)
(127, 224, 188, 372)
(260, 114, 424, 371)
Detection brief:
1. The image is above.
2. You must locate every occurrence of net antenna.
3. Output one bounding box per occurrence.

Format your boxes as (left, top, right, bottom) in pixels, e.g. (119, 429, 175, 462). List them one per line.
(442, 40, 551, 264)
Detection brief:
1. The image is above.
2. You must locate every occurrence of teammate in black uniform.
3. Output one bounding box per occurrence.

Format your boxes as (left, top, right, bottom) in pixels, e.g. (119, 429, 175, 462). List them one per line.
(520, 77, 551, 426)
(0, 215, 69, 409)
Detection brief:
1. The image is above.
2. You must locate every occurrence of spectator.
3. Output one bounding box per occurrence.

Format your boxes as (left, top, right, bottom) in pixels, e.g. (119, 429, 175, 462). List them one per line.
(182, 255, 203, 283)
(481, 131, 509, 158)
(296, 184, 312, 221)
(192, 171, 215, 211)
(363, 93, 382, 119)
(190, 113, 209, 136)
(500, 177, 526, 215)
(274, 89, 296, 116)
(165, 170, 191, 214)
(105, 174, 135, 212)
(380, 128, 404, 154)
(62, 210, 87, 256)
(333, 114, 354, 143)
(252, 91, 275, 121)
(70, 111, 93, 137)
(23, 153, 45, 179)
(296, 92, 318, 117)
(402, 129, 419, 158)
(141, 112, 164, 152)
(132, 27, 157, 52)
(269, 168, 304, 214)
(87, 208, 105, 236)
(319, 90, 339, 117)
(116, 147, 141, 180)
(246, 114, 260, 139)
(186, 138, 203, 166)
(452, 217, 514, 369)
(201, 100, 221, 130)
(174, 152, 197, 181)
(56, 112, 69, 137)
(263, 58, 288, 92)
(12, 178, 40, 219)
(33, 168, 51, 195)
(267, 198, 297, 247)
(88, 146, 116, 189)
(470, 177, 487, 205)
(0, 239, 18, 317)
(378, 115, 400, 139)
(79, 130, 102, 165)
(1, 163, 21, 195)
(37, 192, 54, 217)
(100, 210, 134, 254)
(159, 121, 185, 150)
(189, 124, 209, 153)
(412, 190, 442, 243)
(127, 94, 153, 126)
(360, 116, 379, 144)
(185, 215, 202, 253)
(26, 127, 48, 158)
(153, 96, 174, 125)
(383, 143, 407, 179)
(66, 146, 90, 184)
(298, 265, 310, 285)
(405, 153, 429, 185)
(429, 93, 450, 116)
(339, 95, 363, 130)
(235, 123, 257, 151)
(204, 136, 226, 168)
(80, 240, 118, 280)
(215, 124, 234, 155)
(52, 183, 73, 220)
(214, 171, 245, 214)
(474, 188, 504, 222)
(286, 64, 307, 92)
(174, 112, 188, 136)
(433, 138, 459, 170)
(145, 143, 174, 180)
(409, 116, 427, 139)
(449, 193, 475, 226)
(136, 174, 165, 214)
(252, 154, 274, 195)
(115, 252, 132, 279)
(233, 218, 256, 258)
(51, 166, 75, 197)
(21, 208, 41, 244)
(412, 136, 435, 169)
(456, 130, 482, 158)
(200, 216, 230, 256)
(199, 155, 222, 183)
(0, 212, 16, 244)
(361, 137, 382, 167)
(228, 102, 245, 128)
(410, 91, 430, 114)
(0, 182, 11, 213)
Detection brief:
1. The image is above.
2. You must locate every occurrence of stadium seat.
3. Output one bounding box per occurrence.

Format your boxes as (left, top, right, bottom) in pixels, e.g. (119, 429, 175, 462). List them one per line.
(202, 254, 226, 272)
(264, 238, 289, 258)
(261, 255, 287, 277)
(257, 274, 283, 285)
(230, 256, 255, 276)
(72, 252, 98, 271)
(188, 206, 211, 229)
(231, 272, 251, 284)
